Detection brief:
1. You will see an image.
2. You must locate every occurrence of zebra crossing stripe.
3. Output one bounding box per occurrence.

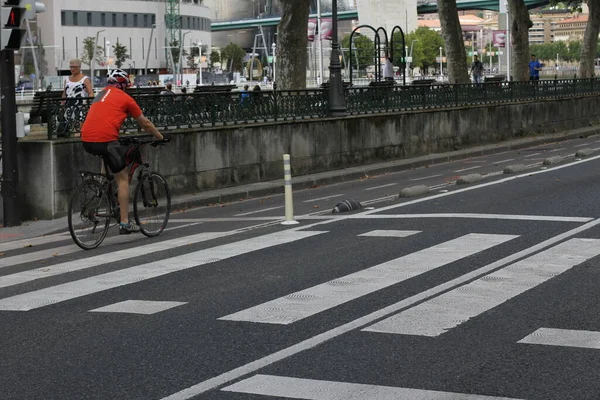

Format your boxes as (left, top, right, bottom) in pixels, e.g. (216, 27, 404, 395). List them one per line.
(365, 238, 600, 337)
(219, 233, 518, 325)
(518, 328, 600, 350)
(0, 230, 327, 311)
(0, 232, 71, 253)
(0, 232, 232, 289)
(221, 374, 523, 400)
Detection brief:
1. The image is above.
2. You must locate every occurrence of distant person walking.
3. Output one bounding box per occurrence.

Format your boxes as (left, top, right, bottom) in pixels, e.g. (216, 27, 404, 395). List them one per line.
(529, 54, 542, 81)
(470, 55, 484, 84)
(59, 58, 93, 136)
(383, 56, 394, 81)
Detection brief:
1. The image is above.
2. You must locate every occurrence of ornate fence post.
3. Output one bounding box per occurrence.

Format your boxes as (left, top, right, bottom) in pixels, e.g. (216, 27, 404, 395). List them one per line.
(210, 92, 217, 127)
(273, 83, 279, 122)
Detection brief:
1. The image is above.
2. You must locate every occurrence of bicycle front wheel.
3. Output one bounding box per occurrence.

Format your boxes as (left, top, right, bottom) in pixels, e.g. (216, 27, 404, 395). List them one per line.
(68, 179, 111, 250)
(134, 172, 171, 237)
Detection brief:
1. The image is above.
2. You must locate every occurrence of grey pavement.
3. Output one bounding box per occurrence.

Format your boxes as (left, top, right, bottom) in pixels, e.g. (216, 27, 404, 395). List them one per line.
(1, 126, 599, 243)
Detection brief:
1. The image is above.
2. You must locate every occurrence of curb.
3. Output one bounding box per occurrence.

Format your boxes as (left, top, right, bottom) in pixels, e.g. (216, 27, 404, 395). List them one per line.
(543, 156, 562, 165)
(503, 164, 527, 174)
(575, 148, 595, 158)
(399, 185, 430, 198)
(457, 174, 483, 185)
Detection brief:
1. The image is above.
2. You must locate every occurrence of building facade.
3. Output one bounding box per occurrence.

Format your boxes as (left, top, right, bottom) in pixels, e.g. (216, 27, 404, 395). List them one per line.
(36, 0, 212, 76)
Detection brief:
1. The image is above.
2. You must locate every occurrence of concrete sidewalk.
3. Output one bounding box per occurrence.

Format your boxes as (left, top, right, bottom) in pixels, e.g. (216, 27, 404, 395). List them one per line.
(1, 127, 597, 244)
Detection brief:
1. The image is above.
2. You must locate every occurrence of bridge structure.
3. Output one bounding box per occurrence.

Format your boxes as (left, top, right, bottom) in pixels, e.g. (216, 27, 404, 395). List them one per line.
(211, 0, 551, 32)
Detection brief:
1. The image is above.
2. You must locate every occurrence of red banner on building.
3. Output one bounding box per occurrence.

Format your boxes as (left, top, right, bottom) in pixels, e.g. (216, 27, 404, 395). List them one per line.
(320, 18, 333, 40)
(493, 30, 506, 48)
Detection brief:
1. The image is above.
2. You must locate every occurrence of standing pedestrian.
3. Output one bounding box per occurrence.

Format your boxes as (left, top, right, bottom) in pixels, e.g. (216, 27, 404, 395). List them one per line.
(529, 54, 542, 81)
(59, 58, 93, 136)
(470, 55, 484, 84)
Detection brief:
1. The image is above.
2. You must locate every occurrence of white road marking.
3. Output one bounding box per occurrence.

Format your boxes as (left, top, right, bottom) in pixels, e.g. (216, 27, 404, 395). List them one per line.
(90, 300, 187, 315)
(0, 232, 71, 253)
(302, 194, 345, 203)
(0, 234, 143, 268)
(364, 183, 398, 191)
(160, 158, 600, 400)
(574, 143, 590, 148)
(222, 375, 524, 400)
(358, 230, 421, 238)
(346, 213, 593, 223)
(518, 328, 600, 349)
(493, 158, 515, 164)
(410, 174, 442, 181)
(523, 152, 541, 158)
(234, 206, 284, 216)
(219, 234, 516, 325)
(165, 219, 206, 223)
(454, 165, 481, 172)
(0, 230, 326, 311)
(0, 231, 233, 290)
(365, 238, 600, 337)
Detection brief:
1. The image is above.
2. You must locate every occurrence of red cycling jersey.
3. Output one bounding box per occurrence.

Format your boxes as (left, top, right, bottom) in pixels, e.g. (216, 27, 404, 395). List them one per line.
(81, 87, 143, 142)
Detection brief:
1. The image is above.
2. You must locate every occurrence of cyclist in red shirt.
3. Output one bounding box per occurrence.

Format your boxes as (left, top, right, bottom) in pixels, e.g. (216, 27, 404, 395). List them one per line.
(81, 69, 169, 234)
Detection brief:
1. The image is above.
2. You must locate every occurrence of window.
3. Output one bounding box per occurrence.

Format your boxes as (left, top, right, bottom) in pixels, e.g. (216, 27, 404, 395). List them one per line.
(151, 14, 156, 25)
(144, 14, 148, 27)
(87, 12, 92, 26)
(123, 14, 128, 26)
(133, 14, 138, 27)
(61, 11, 65, 25)
(112, 13, 117, 27)
(73, 12, 78, 26)
(101, 13, 105, 26)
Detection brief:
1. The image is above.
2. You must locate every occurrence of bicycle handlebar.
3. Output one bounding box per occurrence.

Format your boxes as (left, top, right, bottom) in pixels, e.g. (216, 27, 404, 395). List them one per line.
(118, 136, 170, 147)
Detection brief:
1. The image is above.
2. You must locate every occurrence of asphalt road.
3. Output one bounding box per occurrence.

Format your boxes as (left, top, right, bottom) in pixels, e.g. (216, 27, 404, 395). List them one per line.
(3, 135, 600, 399)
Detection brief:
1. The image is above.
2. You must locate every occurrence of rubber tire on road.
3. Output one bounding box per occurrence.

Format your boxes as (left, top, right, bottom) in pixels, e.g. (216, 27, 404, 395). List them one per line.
(68, 179, 111, 250)
(133, 172, 171, 237)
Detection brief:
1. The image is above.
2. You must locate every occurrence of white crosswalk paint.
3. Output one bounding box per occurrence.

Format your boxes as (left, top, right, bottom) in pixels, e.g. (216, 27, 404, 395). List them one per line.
(0, 232, 71, 253)
(365, 238, 600, 337)
(518, 328, 600, 349)
(364, 183, 398, 191)
(346, 213, 593, 223)
(358, 230, 421, 238)
(0, 222, 208, 269)
(235, 206, 285, 216)
(0, 230, 326, 311)
(221, 374, 523, 400)
(0, 232, 233, 290)
(219, 233, 517, 325)
(90, 300, 187, 315)
(303, 194, 345, 203)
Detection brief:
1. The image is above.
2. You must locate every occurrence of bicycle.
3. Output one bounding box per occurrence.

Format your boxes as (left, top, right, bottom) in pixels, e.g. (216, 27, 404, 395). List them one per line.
(68, 136, 171, 250)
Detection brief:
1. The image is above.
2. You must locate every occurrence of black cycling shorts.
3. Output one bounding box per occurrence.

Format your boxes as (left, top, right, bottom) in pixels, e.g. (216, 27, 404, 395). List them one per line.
(82, 141, 136, 173)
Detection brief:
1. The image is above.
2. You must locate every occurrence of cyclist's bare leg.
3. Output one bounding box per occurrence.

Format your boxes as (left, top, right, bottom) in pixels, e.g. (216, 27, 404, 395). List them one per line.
(114, 168, 130, 223)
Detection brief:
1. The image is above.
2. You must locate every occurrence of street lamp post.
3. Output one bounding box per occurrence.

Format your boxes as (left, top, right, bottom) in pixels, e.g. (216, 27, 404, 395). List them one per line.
(439, 46, 443, 78)
(328, 0, 346, 116)
(179, 31, 191, 85)
(91, 29, 105, 89)
(272, 42, 276, 83)
(106, 41, 111, 75)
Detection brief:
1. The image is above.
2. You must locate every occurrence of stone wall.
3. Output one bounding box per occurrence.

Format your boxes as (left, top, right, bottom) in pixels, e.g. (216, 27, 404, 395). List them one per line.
(17, 95, 600, 220)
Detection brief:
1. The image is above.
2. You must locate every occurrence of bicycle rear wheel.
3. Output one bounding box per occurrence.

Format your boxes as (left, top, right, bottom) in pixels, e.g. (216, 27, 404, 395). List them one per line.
(68, 179, 111, 250)
(133, 172, 171, 237)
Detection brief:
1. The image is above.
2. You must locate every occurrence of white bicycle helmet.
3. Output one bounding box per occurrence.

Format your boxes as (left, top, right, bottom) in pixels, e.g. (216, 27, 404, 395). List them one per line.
(107, 69, 130, 89)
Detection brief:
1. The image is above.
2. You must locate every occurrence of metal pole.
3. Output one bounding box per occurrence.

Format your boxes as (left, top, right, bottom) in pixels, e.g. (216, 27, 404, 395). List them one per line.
(281, 154, 299, 225)
(506, 1, 511, 80)
(199, 42, 203, 85)
(1, 50, 21, 227)
(272, 43, 276, 82)
(439, 46, 443, 77)
(25, 20, 40, 91)
(328, 0, 346, 116)
(92, 30, 105, 88)
(317, 0, 324, 85)
(144, 25, 155, 73)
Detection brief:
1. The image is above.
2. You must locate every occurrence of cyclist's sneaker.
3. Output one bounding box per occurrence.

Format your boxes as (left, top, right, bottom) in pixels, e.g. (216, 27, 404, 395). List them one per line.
(119, 221, 140, 235)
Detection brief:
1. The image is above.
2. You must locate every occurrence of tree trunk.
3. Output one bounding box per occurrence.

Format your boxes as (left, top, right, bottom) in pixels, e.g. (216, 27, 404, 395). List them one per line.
(437, 0, 469, 84)
(579, 0, 600, 78)
(508, 0, 532, 81)
(276, 0, 310, 89)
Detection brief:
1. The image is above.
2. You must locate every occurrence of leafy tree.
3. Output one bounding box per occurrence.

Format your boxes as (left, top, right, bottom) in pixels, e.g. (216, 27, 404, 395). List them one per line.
(22, 42, 48, 77)
(170, 40, 180, 67)
(112, 42, 129, 68)
(80, 37, 104, 71)
(437, 0, 469, 83)
(186, 46, 199, 69)
(508, 0, 533, 81)
(341, 34, 374, 70)
(209, 49, 221, 67)
(221, 42, 246, 72)
(396, 27, 445, 71)
(276, 0, 310, 89)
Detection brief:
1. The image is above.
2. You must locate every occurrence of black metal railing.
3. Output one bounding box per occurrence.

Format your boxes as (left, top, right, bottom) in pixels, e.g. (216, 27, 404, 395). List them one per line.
(45, 78, 600, 139)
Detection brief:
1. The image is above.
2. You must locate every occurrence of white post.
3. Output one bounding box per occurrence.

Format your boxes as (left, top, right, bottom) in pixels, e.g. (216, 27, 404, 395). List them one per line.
(505, 2, 510, 80)
(281, 154, 299, 225)
(199, 42, 203, 86)
(272, 42, 276, 83)
(439, 46, 443, 77)
(106, 41, 111, 75)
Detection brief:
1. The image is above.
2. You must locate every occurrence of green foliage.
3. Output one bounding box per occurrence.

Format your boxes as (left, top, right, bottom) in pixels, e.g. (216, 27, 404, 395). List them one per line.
(222, 42, 246, 72)
(530, 40, 588, 63)
(547, 0, 582, 13)
(393, 27, 445, 70)
(80, 37, 104, 69)
(186, 46, 199, 69)
(210, 50, 221, 67)
(341, 34, 374, 70)
(112, 42, 129, 68)
(170, 40, 180, 65)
